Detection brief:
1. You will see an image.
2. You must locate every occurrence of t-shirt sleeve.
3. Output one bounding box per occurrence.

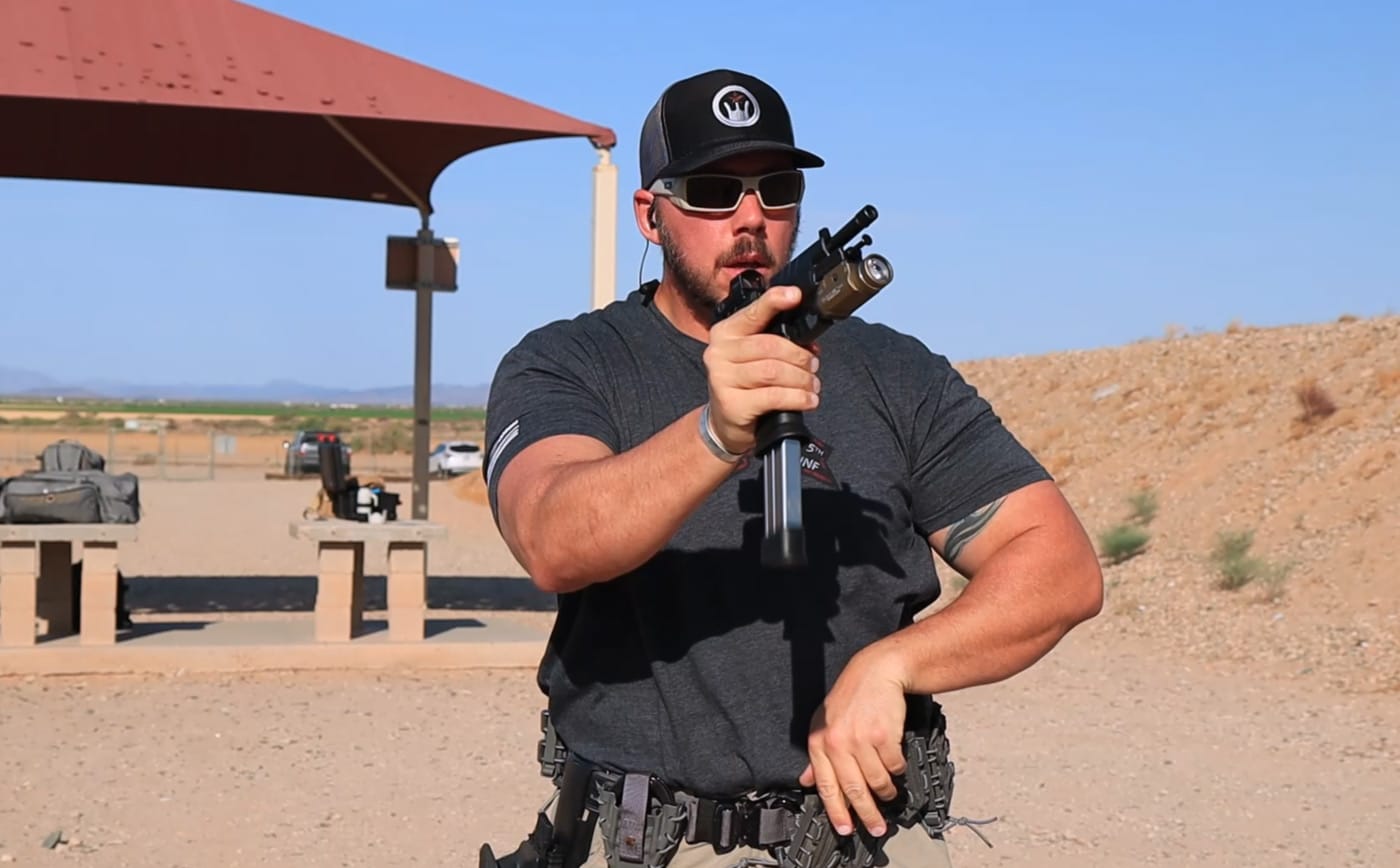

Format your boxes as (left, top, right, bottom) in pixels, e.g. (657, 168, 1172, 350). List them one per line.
(482, 324, 620, 517)
(906, 347, 1052, 538)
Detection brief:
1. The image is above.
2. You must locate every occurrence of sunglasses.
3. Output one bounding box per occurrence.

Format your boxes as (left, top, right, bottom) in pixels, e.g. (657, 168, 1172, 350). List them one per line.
(649, 170, 805, 213)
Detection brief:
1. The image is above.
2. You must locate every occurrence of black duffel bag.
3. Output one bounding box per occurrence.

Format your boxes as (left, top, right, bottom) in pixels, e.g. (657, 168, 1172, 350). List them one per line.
(1, 476, 104, 524)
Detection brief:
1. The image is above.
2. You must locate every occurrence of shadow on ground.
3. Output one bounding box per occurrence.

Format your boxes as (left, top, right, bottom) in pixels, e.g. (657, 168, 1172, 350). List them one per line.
(107, 617, 490, 642)
(125, 575, 556, 614)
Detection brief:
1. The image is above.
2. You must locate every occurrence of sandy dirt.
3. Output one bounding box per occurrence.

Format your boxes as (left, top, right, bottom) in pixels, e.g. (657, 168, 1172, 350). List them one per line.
(2, 626, 1396, 867)
(2, 314, 1398, 866)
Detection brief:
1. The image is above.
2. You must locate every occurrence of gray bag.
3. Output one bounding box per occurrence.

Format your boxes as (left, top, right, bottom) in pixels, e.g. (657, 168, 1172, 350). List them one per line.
(84, 471, 141, 524)
(1, 477, 103, 524)
(0, 471, 140, 524)
(40, 440, 106, 472)
(30, 471, 139, 524)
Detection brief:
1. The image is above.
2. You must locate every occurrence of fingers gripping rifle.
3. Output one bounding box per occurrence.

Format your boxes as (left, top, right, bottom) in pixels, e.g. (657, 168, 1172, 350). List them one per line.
(714, 205, 894, 569)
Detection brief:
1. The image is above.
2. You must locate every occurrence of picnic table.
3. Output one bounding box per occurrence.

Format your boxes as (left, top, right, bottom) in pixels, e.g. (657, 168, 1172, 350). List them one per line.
(0, 524, 137, 647)
(289, 519, 447, 642)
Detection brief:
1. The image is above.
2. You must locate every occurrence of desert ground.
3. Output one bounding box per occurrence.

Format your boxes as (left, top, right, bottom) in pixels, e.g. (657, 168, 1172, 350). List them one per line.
(1, 314, 1397, 867)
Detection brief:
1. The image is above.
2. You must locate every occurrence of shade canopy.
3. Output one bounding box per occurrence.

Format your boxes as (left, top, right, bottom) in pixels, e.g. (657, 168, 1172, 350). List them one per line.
(0, 0, 616, 213)
(0, 0, 621, 522)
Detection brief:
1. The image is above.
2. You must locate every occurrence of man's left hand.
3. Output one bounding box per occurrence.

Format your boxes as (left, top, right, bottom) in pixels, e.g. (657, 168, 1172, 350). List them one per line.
(799, 645, 908, 838)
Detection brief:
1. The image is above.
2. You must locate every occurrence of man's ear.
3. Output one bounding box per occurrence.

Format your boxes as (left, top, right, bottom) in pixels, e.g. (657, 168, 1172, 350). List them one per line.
(634, 191, 662, 243)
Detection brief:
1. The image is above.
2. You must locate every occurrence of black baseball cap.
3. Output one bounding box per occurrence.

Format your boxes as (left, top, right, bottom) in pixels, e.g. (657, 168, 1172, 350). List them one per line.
(639, 69, 825, 189)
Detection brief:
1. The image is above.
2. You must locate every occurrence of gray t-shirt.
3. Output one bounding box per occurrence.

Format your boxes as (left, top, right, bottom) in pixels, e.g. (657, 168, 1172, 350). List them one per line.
(484, 288, 1050, 797)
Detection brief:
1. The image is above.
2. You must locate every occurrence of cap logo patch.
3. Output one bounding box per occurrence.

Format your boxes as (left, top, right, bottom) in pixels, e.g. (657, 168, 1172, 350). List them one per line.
(712, 85, 760, 128)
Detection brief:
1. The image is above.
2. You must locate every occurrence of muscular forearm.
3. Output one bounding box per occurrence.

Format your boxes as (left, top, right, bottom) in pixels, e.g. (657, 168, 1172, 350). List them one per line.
(505, 406, 738, 593)
(869, 528, 1103, 696)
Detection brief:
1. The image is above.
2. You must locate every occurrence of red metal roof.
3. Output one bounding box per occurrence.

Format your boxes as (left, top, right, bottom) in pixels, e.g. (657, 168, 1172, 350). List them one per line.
(0, 0, 617, 210)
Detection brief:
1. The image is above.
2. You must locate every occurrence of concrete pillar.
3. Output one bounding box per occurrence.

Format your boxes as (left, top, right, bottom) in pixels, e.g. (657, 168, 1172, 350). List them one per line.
(386, 541, 428, 642)
(0, 542, 37, 647)
(314, 541, 366, 642)
(79, 541, 119, 646)
(592, 146, 618, 310)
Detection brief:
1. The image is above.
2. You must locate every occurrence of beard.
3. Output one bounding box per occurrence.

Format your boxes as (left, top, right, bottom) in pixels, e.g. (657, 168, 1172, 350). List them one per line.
(657, 211, 802, 324)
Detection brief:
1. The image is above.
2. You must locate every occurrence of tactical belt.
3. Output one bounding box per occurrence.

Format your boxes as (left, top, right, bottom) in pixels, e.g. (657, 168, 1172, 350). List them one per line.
(534, 709, 958, 868)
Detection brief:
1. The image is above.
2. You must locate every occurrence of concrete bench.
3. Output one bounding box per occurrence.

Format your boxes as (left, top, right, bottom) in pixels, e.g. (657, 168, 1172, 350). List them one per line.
(289, 519, 447, 642)
(0, 524, 138, 647)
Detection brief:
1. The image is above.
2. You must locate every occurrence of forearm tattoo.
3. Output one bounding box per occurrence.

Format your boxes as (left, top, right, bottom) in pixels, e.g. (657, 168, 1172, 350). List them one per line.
(943, 497, 1005, 565)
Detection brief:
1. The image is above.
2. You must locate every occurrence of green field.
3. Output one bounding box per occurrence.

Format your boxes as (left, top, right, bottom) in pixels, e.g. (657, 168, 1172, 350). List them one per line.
(0, 398, 486, 423)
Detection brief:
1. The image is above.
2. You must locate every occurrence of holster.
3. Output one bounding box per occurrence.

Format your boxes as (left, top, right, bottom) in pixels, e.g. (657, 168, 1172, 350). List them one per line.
(594, 772, 689, 868)
(775, 700, 956, 868)
(481, 747, 599, 868)
(479, 813, 556, 868)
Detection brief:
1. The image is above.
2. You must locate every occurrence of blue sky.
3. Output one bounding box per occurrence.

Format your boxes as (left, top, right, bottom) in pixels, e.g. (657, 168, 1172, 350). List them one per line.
(2, 0, 1395, 390)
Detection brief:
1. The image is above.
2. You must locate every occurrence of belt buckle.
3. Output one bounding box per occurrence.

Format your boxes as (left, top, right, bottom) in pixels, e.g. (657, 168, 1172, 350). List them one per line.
(688, 798, 739, 851)
(748, 792, 803, 849)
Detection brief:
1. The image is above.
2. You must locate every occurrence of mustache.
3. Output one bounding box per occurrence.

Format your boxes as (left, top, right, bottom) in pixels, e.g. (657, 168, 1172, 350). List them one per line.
(718, 236, 775, 269)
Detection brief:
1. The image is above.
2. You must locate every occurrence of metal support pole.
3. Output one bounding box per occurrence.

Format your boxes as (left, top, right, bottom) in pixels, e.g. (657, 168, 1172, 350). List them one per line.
(412, 225, 435, 521)
(329, 112, 437, 519)
(591, 146, 617, 310)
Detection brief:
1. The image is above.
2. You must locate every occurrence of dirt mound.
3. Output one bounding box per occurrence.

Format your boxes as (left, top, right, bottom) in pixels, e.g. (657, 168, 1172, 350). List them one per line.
(432, 314, 1398, 690)
(953, 313, 1400, 691)
(448, 472, 490, 506)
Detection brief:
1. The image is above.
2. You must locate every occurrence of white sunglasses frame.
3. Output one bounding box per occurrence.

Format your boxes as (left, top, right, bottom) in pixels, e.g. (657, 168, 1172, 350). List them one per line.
(647, 170, 805, 213)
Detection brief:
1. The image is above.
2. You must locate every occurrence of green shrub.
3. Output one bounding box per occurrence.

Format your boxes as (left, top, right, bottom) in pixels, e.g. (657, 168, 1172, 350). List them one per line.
(1098, 524, 1150, 565)
(1209, 529, 1291, 594)
(1127, 488, 1159, 526)
(1212, 530, 1259, 589)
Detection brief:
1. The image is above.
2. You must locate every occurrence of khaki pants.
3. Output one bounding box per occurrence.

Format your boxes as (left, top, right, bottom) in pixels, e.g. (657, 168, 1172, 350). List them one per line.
(582, 826, 953, 868)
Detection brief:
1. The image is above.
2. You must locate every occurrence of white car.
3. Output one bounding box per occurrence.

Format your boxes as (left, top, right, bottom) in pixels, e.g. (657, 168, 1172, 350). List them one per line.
(428, 440, 484, 477)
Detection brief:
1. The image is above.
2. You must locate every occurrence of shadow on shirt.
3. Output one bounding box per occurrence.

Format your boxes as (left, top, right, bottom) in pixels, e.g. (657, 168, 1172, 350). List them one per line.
(547, 481, 937, 748)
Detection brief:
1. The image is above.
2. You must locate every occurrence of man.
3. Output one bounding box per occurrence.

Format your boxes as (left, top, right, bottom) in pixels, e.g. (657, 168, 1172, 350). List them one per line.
(481, 68, 1103, 868)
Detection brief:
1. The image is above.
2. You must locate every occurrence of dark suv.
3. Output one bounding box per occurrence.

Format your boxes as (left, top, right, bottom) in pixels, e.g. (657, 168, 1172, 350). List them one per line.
(282, 430, 352, 477)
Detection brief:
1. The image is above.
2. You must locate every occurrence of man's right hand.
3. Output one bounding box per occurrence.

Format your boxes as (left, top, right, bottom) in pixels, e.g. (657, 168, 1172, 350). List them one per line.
(703, 285, 822, 455)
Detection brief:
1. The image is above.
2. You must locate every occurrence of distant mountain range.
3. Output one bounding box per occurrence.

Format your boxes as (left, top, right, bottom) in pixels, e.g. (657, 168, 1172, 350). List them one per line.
(0, 365, 490, 407)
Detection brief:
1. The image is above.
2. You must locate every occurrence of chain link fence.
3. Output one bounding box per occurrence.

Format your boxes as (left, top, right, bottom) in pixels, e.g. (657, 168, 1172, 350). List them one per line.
(0, 427, 221, 480)
(0, 424, 465, 480)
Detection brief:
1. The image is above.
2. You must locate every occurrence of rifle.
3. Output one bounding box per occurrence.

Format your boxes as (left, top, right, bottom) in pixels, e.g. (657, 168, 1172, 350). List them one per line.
(714, 205, 894, 569)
